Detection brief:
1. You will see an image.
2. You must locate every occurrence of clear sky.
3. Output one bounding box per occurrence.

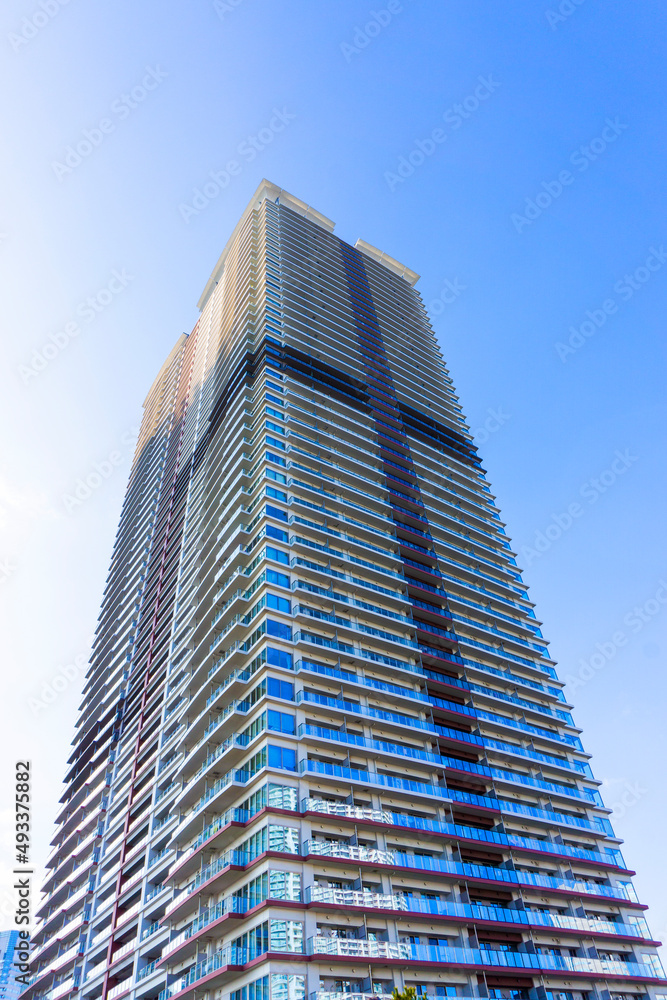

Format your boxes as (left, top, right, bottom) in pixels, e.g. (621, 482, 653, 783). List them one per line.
(0, 0, 665, 945)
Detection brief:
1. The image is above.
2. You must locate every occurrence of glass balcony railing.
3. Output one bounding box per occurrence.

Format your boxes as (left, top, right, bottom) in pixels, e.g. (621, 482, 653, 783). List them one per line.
(294, 581, 412, 624)
(420, 644, 465, 666)
(296, 658, 428, 702)
(468, 680, 572, 724)
(301, 837, 631, 899)
(299, 760, 499, 810)
(293, 630, 421, 675)
(304, 939, 663, 980)
(500, 798, 614, 836)
(476, 708, 583, 749)
(491, 767, 601, 805)
(304, 886, 649, 939)
(507, 832, 625, 869)
(298, 724, 492, 778)
(429, 694, 477, 717)
(301, 797, 625, 868)
(163, 895, 248, 957)
(453, 611, 549, 656)
(291, 555, 405, 600)
(298, 691, 480, 748)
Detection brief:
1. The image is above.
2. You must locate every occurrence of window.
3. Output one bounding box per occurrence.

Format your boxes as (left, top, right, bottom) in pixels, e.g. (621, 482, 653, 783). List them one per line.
(266, 486, 287, 501)
(233, 921, 269, 961)
(266, 408, 284, 421)
(266, 525, 288, 543)
(269, 870, 301, 901)
(267, 782, 298, 810)
(266, 393, 283, 405)
(266, 569, 290, 588)
(268, 677, 294, 700)
(643, 955, 665, 975)
(266, 451, 287, 467)
(267, 593, 291, 613)
(268, 823, 300, 852)
(267, 619, 292, 640)
(270, 920, 303, 953)
(267, 648, 293, 672)
(231, 976, 269, 1000)
(265, 503, 287, 521)
(266, 545, 289, 565)
(266, 468, 287, 484)
(244, 748, 267, 778)
(265, 435, 286, 451)
(268, 745, 296, 770)
(271, 974, 305, 1000)
(268, 710, 295, 734)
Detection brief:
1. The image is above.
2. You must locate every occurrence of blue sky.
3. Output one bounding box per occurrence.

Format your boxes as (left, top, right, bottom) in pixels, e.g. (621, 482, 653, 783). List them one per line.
(0, 0, 665, 941)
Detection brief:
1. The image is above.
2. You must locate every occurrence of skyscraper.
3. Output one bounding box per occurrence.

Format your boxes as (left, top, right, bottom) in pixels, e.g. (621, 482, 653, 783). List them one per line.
(26, 180, 665, 1000)
(1, 931, 24, 1000)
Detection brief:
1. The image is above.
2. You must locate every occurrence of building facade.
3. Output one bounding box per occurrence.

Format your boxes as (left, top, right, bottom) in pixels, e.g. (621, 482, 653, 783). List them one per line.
(25, 181, 666, 1000)
(1, 931, 24, 1000)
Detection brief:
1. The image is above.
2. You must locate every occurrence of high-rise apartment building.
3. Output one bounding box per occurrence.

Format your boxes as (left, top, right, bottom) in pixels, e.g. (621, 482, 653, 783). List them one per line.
(1, 931, 24, 1000)
(25, 180, 665, 1000)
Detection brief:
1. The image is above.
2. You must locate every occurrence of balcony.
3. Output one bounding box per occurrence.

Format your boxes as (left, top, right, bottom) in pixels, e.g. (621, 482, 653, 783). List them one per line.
(298, 724, 492, 779)
(111, 937, 138, 963)
(297, 657, 429, 705)
(291, 559, 405, 606)
(312, 993, 393, 1000)
(301, 838, 632, 901)
(162, 896, 247, 958)
(468, 680, 572, 724)
(309, 937, 408, 959)
(305, 886, 651, 940)
(306, 939, 666, 981)
(136, 957, 161, 981)
(499, 798, 614, 837)
(157, 945, 245, 999)
(476, 707, 583, 750)
(52, 978, 77, 1000)
(297, 689, 452, 738)
(491, 766, 601, 806)
(108, 980, 133, 999)
(299, 759, 499, 811)
(483, 735, 591, 777)
(116, 900, 142, 926)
